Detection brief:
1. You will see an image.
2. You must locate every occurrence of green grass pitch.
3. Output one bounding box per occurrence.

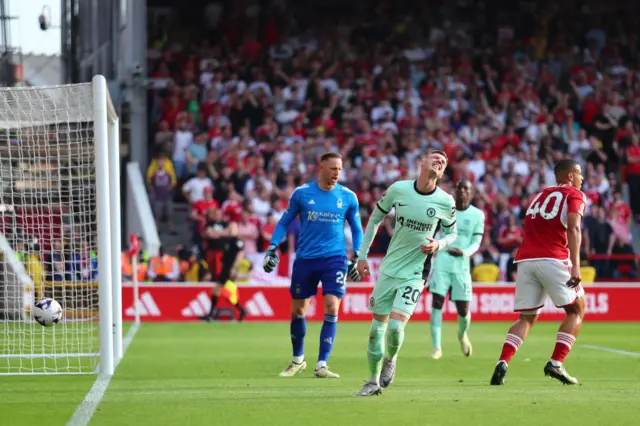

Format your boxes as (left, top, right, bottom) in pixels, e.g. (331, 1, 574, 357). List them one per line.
(1, 321, 639, 426)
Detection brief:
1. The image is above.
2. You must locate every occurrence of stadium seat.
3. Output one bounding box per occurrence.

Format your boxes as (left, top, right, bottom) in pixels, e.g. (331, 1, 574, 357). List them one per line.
(472, 264, 500, 283)
(580, 266, 596, 284)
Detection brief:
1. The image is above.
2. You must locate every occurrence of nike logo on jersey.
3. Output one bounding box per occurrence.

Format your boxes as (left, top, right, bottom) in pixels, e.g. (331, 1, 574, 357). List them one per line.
(397, 203, 408, 207)
(308, 200, 315, 204)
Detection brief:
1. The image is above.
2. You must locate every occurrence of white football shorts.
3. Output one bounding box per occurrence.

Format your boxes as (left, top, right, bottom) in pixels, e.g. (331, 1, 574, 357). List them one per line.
(514, 259, 585, 313)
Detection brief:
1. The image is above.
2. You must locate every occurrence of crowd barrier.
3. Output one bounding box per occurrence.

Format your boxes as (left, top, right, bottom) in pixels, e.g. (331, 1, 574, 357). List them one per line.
(121, 282, 640, 322)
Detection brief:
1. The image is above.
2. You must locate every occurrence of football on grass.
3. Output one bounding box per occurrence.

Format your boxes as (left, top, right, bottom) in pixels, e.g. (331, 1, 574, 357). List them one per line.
(32, 298, 63, 326)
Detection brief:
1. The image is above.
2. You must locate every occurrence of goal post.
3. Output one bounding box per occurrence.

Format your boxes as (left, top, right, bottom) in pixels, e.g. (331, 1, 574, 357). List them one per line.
(0, 75, 121, 375)
(93, 74, 117, 376)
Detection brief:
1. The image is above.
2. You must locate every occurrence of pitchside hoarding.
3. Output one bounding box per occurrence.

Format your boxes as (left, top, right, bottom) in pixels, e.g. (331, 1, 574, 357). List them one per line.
(122, 283, 634, 322)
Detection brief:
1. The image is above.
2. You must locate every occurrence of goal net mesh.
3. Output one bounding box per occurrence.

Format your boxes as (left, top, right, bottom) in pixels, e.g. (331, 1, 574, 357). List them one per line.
(0, 83, 100, 374)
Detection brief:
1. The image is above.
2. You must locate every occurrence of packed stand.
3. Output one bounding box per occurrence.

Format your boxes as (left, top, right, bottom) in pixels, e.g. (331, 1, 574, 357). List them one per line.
(144, 0, 639, 282)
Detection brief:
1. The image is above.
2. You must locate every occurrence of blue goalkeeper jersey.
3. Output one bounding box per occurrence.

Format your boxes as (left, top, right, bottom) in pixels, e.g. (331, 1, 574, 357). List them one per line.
(270, 181, 363, 259)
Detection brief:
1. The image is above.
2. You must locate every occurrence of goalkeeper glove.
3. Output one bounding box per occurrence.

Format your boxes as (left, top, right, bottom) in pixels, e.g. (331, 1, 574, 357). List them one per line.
(263, 244, 279, 273)
(347, 259, 360, 282)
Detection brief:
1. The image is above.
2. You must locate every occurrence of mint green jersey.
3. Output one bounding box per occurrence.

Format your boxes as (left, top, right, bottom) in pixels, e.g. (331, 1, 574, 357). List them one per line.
(359, 180, 457, 280)
(434, 205, 485, 273)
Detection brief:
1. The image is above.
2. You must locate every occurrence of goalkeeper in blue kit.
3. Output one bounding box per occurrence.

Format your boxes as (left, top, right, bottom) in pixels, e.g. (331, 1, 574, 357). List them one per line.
(263, 152, 363, 378)
(429, 179, 485, 360)
(355, 150, 457, 396)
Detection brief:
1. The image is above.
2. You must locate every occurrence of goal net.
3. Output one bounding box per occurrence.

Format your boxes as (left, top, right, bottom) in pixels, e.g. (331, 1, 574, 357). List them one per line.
(0, 75, 122, 375)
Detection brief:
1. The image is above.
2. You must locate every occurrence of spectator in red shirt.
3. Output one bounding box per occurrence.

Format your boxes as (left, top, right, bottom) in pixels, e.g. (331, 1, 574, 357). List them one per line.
(626, 135, 640, 219)
(241, 32, 262, 62)
(610, 190, 632, 227)
(260, 213, 278, 252)
(493, 125, 521, 157)
(162, 95, 184, 129)
(221, 190, 244, 223)
(191, 187, 219, 243)
(497, 215, 524, 254)
(580, 93, 600, 132)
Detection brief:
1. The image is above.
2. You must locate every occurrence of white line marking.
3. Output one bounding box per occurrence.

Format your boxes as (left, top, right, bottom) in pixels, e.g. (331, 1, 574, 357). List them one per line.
(584, 344, 640, 357)
(66, 323, 140, 426)
(122, 322, 140, 357)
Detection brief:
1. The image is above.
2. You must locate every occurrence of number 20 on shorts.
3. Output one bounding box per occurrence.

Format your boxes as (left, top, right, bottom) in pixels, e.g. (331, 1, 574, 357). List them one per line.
(401, 286, 421, 304)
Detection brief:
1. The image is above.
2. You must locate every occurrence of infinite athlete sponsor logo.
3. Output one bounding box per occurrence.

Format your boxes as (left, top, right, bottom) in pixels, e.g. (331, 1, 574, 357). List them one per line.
(398, 216, 434, 232)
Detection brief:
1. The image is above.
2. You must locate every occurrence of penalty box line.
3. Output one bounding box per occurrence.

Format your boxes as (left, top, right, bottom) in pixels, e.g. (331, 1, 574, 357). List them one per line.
(583, 344, 640, 358)
(66, 322, 141, 426)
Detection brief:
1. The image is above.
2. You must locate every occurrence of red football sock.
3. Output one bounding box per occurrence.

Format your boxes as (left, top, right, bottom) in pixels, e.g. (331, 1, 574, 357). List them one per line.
(499, 333, 523, 364)
(551, 332, 576, 364)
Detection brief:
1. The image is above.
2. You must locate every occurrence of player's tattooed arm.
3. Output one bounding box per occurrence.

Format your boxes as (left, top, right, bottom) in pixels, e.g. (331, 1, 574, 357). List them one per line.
(567, 211, 583, 287)
(346, 193, 364, 257)
(358, 185, 395, 261)
(358, 206, 385, 261)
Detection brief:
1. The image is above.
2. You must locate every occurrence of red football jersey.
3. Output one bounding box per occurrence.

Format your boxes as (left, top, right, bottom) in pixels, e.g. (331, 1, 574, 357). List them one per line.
(192, 199, 219, 218)
(515, 184, 587, 263)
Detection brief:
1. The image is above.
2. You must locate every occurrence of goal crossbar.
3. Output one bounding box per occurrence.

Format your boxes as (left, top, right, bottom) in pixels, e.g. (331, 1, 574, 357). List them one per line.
(0, 352, 98, 359)
(0, 81, 118, 127)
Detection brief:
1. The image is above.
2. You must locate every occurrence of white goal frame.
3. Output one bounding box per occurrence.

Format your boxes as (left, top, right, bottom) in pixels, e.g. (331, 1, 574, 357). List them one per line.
(94, 74, 122, 376)
(0, 75, 123, 376)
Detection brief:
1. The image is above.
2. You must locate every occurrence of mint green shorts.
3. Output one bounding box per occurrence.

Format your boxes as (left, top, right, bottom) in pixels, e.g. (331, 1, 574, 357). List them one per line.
(368, 273, 426, 317)
(429, 270, 472, 302)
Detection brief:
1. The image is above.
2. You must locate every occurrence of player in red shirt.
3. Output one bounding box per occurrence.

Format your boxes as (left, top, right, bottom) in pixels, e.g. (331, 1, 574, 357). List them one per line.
(491, 159, 587, 386)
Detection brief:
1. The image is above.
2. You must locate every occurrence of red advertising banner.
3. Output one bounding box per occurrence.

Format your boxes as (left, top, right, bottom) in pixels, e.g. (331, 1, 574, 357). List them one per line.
(122, 283, 639, 322)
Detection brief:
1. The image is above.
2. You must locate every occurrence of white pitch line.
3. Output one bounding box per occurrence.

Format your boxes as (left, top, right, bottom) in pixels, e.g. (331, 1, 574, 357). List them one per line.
(66, 323, 141, 426)
(584, 344, 640, 358)
(122, 322, 140, 358)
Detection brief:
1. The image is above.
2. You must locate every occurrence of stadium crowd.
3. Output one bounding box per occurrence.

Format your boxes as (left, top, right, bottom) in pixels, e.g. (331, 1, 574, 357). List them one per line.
(143, 0, 640, 282)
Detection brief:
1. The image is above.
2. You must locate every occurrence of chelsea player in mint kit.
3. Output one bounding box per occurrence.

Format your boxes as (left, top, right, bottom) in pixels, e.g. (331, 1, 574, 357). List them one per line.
(355, 150, 457, 396)
(429, 179, 485, 360)
(263, 152, 363, 378)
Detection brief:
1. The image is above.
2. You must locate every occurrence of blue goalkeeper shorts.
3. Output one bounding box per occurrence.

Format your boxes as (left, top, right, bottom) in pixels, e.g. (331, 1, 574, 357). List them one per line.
(290, 256, 348, 299)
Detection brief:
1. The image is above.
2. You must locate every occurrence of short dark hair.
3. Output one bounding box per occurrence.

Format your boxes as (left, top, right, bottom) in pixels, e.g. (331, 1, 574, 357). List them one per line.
(320, 152, 342, 162)
(429, 149, 448, 163)
(554, 159, 580, 181)
(456, 179, 473, 189)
